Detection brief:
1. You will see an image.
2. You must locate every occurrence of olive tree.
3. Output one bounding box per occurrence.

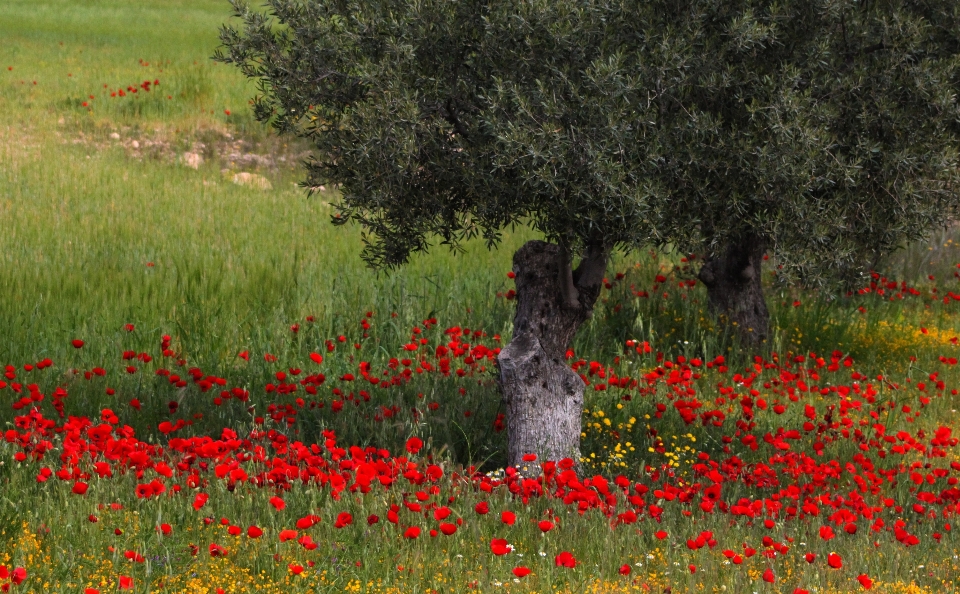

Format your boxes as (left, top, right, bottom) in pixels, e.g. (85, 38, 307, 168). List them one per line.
(217, 0, 960, 470)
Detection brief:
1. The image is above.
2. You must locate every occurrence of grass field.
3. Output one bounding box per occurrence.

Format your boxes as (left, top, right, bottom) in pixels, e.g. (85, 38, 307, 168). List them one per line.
(5, 1, 960, 593)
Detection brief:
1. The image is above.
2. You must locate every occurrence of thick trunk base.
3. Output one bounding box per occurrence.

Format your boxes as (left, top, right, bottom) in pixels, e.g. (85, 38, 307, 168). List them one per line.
(497, 240, 606, 472)
(698, 234, 770, 348)
(499, 333, 585, 473)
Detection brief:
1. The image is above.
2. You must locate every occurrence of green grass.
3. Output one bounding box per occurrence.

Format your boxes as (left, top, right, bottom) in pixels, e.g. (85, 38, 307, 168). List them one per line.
(0, 0, 535, 368)
(6, 2, 960, 593)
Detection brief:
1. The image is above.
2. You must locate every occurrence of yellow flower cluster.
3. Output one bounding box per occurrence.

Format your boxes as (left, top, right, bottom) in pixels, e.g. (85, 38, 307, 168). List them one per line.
(580, 407, 638, 470)
(654, 432, 698, 469)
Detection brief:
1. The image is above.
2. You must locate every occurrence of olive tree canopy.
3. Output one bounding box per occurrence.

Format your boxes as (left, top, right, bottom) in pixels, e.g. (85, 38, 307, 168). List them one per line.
(218, 0, 960, 469)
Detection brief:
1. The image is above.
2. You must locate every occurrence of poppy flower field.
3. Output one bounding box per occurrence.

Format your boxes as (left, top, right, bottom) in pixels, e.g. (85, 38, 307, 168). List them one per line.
(6, 1, 960, 593)
(6, 266, 960, 594)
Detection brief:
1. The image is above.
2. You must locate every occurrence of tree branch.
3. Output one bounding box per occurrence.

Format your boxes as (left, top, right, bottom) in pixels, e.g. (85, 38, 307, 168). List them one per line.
(444, 97, 471, 139)
(558, 245, 580, 309)
(573, 243, 609, 298)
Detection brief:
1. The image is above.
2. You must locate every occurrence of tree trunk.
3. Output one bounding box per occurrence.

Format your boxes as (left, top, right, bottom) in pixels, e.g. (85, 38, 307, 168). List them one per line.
(497, 240, 607, 474)
(697, 233, 770, 348)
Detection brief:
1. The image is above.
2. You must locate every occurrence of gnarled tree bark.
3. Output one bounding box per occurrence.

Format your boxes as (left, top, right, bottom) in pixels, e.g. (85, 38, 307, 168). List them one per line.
(497, 240, 608, 473)
(697, 232, 770, 348)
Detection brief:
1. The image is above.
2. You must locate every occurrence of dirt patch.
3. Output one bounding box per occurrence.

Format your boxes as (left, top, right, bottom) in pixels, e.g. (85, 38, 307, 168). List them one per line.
(64, 123, 312, 178)
(231, 171, 272, 190)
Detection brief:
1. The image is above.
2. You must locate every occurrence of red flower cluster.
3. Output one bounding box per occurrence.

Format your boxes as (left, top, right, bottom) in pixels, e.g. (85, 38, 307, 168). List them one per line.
(0, 566, 27, 589)
(109, 79, 159, 98)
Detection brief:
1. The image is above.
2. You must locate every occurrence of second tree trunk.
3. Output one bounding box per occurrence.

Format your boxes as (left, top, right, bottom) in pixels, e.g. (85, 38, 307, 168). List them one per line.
(698, 233, 770, 348)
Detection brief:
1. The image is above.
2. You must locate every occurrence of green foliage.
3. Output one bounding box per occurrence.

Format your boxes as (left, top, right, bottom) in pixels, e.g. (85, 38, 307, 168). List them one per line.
(643, 0, 960, 288)
(219, 0, 960, 285)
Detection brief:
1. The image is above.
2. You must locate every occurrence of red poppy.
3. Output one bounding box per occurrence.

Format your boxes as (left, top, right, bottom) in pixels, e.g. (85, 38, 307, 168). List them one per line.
(618, 564, 631, 575)
(118, 576, 133, 590)
(279, 529, 298, 542)
(689, 564, 697, 574)
(655, 530, 667, 540)
(858, 574, 873, 590)
(434, 507, 452, 521)
(159, 523, 172, 535)
(762, 568, 775, 583)
(474, 501, 489, 515)
(247, 525, 264, 538)
(490, 538, 511, 556)
(538, 520, 554, 533)
(72, 339, 84, 348)
(501, 511, 516, 525)
(192, 493, 208, 511)
(11, 567, 26, 585)
(297, 515, 321, 529)
(805, 553, 816, 563)
(335, 512, 353, 528)
(512, 566, 531, 578)
(270, 496, 286, 511)
(819, 526, 835, 540)
(309, 352, 323, 364)
(555, 551, 576, 568)
(439, 522, 457, 535)
(827, 553, 842, 569)
(405, 437, 423, 454)
(122, 550, 143, 564)
(367, 515, 379, 525)
(404, 526, 421, 539)
(288, 563, 304, 575)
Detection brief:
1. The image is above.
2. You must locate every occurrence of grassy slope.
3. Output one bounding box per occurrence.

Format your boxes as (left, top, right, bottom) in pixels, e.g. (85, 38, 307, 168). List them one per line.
(0, 0, 531, 367)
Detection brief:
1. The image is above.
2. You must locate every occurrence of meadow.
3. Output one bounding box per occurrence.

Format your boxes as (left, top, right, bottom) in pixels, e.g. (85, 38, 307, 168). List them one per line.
(5, 1, 960, 592)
